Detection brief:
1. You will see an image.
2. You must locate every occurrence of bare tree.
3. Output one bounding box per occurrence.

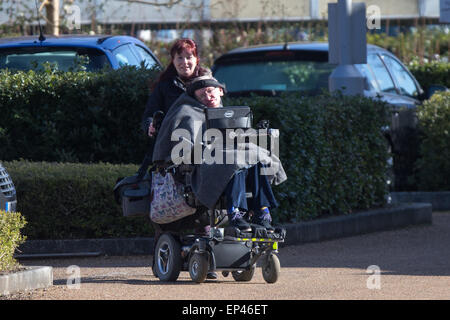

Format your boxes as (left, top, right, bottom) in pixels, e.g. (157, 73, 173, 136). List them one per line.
(40, 0, 60, 35)
(46, 0, 184, 35)
(0, 0, 195, 36)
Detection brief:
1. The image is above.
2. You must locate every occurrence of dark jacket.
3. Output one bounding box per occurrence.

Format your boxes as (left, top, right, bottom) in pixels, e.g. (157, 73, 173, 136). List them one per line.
(141, 76, 186, 133)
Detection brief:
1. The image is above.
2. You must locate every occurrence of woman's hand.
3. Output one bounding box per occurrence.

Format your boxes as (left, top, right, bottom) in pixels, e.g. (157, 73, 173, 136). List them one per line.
(148, 122, 156, 137)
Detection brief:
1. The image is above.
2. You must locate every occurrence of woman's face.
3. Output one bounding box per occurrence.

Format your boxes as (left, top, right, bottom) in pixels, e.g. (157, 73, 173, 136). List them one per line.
(173, 49, 198, 79)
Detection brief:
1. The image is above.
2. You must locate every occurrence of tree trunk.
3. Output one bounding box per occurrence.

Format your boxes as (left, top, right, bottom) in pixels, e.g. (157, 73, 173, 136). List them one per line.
(46, 0, 60, 35)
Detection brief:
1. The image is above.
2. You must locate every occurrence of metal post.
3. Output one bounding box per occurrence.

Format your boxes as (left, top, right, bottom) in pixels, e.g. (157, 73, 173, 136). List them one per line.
(328, 0, 366, 96)
(338, 0, 352, 65)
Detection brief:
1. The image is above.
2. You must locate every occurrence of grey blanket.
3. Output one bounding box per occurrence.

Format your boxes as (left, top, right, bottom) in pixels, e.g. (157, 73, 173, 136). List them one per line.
(152, 93, 287, 209)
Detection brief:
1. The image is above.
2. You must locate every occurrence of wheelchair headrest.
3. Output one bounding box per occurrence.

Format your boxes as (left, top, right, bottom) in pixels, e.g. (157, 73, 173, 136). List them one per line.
(205, 106, 252, 130)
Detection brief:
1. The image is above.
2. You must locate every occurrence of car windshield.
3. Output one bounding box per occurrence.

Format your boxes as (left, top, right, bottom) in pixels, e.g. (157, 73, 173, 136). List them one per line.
(214, 60, 335, 94)
(0, 47, 109, 72)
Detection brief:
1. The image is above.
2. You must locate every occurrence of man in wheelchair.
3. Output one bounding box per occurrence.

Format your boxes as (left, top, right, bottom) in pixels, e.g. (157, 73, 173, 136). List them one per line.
(151, 75, 287, 234)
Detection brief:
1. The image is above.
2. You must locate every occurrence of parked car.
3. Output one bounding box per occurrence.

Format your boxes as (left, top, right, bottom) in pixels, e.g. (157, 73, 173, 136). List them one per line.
(212, 42, 442, 103)
(0, 34, 162, 72)
(212, 42, 447, 191)
(0, 162, 16, 212)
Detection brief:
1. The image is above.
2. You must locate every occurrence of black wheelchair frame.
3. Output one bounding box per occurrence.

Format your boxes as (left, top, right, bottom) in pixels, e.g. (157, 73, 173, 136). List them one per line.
(115, 108, 286, 284)
(151, 163, 285, 284)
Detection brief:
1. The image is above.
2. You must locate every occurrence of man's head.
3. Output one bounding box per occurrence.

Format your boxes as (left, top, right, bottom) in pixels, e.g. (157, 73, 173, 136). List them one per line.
(187, 76, 226, 108)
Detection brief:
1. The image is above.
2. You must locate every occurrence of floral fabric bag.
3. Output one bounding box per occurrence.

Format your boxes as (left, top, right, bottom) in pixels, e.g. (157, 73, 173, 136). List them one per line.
(150, 171, 196, 224)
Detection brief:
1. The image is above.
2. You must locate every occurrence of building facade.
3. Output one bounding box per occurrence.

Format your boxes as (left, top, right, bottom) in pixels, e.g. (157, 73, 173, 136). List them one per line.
(0, 0, 442, 26)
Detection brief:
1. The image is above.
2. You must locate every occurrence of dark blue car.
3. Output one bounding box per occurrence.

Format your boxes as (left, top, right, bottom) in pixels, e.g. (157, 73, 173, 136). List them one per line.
(212, 42, 432, 109)
(0, 34, 162, 72)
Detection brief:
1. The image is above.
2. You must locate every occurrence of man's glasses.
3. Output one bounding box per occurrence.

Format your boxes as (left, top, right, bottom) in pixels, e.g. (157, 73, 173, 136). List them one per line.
(195, 87, 219, 99)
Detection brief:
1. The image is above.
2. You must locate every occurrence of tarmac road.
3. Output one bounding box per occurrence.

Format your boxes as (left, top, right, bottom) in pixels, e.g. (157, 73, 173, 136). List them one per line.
(5, 212, 450, 300)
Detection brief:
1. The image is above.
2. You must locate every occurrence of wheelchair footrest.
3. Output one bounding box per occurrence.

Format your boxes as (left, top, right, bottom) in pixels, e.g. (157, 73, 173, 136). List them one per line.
(224, 225, 286, 241)
(252, 226, 286, 240)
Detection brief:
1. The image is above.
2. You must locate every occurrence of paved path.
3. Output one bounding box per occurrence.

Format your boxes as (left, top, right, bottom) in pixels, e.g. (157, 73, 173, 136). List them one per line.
(4, 212, 450, 300)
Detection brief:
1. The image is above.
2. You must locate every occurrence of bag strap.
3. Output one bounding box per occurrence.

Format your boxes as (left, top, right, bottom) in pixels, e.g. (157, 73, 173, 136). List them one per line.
(136, 111, 165, 181)
(136, 141, 155, 181)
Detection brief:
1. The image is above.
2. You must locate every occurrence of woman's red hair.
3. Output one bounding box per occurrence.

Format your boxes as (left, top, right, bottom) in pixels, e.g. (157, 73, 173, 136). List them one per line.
(170, 38, 199, 61)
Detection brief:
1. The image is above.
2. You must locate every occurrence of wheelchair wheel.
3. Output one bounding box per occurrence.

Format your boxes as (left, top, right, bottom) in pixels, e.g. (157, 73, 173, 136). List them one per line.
(232, 264, 256, 282)
(261, 253, 280, 284)
(189, 253, 209, 283)
(154, 233, 182, 282)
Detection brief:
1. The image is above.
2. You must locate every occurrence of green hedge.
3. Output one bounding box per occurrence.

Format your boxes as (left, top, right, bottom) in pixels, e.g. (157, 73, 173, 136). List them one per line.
(4, 161, 151, 240)
(415, 91, 450, 191)
(0, 63, 446, 170)
(0, 210, 26, 272)
(0, 66, 159, 164)
(409, 61, 450, 89)
(5, 92, 389, 239)
(226, 92, 390, 223)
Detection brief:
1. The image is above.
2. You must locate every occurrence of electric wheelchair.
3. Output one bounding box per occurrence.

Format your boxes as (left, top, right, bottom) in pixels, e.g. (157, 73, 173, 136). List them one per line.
(114, 106, 286, 284)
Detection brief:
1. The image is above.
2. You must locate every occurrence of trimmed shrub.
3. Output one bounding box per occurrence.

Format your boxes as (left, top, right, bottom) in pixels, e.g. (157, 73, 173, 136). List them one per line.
(367, 31, 449, 66)
(3, 92, 389, 239)
(225, 92, 390, 223)
(5, 161, 152, 239)
(0, 210, 26, 272)
(409, 60, 450, 90)
(415, 91, 450, 191)
(0, 66, 159, 164)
